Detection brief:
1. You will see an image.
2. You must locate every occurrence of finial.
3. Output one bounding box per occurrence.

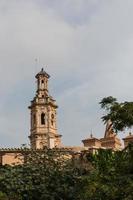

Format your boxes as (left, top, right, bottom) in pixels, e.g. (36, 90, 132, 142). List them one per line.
(41, 68, 44, 72)
(90, 133, 93, 138)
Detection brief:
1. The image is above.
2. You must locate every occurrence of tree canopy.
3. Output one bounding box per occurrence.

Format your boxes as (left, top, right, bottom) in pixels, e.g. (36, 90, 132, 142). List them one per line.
(99, 96, 133, 132)
(0, 145, 133, 200)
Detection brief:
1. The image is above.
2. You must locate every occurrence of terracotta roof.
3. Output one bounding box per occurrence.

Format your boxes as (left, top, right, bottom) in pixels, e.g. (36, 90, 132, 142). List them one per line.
(35, 68, 50, 79)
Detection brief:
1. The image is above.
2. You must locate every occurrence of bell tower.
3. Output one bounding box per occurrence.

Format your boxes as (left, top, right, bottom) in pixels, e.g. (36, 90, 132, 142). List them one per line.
(29, 68, 62, 149)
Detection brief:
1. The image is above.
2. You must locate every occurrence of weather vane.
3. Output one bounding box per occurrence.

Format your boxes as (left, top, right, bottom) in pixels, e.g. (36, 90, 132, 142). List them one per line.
(34, 58, 39, 74)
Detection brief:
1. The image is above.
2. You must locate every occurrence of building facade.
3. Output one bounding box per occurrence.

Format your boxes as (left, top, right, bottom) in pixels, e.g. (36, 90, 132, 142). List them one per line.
(82, 120, 122, 151)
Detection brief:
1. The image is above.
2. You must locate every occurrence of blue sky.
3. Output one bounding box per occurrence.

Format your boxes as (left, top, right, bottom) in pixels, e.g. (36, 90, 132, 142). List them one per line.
(0, 0, 133, 147)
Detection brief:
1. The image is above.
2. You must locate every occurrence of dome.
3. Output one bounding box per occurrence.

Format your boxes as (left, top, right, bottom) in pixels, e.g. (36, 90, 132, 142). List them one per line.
(35, 68, 50, 79)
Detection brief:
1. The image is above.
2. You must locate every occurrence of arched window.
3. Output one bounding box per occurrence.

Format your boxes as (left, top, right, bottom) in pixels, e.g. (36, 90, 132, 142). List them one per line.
(41, 80, 45, 89)
(41, 113, 45, 125)
(51, 114, 54, 126)
(40, 142, 44, 149)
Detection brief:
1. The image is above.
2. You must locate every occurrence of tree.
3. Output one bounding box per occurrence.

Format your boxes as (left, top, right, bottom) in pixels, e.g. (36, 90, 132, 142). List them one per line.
(99, 96, 133, 132)
(0, 145, 133, 200)
(76, 145, 133, 200)
(0, 148, 81, 200)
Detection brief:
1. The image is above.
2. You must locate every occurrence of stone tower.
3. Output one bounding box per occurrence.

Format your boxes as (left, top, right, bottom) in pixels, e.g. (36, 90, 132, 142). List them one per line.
(28, 68, 62, 149)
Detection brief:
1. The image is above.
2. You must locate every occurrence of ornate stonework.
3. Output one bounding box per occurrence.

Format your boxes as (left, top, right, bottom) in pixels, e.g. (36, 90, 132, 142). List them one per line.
(28, 68, 62, 149)
(100, 120, 122, 150)
(82, 120, 122, 151)
(82, 134, 101, 149)
(100, 136, 122, 150)
(104, 120, 116, 138)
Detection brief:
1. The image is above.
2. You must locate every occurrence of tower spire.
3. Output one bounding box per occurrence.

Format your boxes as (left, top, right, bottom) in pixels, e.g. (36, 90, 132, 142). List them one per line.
(28, 69, 62, 149)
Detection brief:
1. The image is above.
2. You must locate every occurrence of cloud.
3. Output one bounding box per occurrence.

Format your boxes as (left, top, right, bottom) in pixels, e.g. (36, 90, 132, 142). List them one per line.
(37, 0, 100, 26)
(0, 0, 133, 147)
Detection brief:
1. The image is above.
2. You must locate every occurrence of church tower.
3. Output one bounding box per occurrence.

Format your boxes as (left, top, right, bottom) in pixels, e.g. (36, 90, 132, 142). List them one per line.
(29, 68, 62, 149)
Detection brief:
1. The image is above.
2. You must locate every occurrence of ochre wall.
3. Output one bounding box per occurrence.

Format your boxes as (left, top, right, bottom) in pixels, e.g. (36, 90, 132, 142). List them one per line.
(0, 152, 24, 165)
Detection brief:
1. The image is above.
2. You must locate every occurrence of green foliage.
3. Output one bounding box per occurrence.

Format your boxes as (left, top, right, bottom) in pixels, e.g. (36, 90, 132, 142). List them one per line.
(0, 146, 133, 200)
(0, 192, 8, 200)
(100, 96, 117, 110)
(76, 145, 133, 200)
(0, 149, 79, 200)
(100, 96, 133, 131)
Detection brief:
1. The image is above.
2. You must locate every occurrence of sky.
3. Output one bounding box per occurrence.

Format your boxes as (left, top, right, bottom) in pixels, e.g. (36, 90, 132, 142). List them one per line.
(0, 0, 133, 147)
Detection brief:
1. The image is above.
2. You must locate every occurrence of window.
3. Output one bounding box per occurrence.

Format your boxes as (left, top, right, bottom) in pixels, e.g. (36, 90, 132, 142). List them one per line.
(41, 113, 45, 125)
(41, 80, 44, 84)
(51, 114, 54, 126)
(40, 142, 44, 149)
(51, 114, 54, 119)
